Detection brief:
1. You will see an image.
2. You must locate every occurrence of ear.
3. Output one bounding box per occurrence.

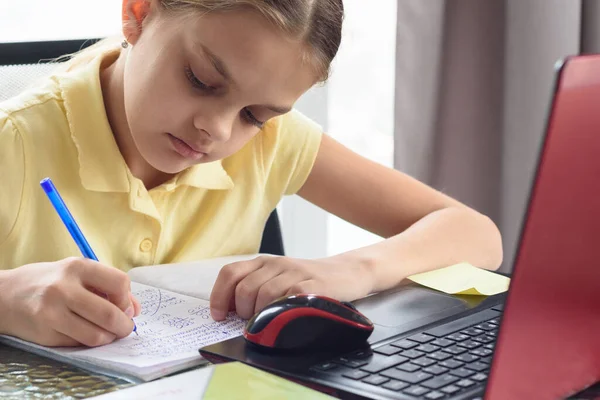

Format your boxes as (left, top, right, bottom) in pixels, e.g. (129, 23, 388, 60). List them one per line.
(122, 0, 151, 45)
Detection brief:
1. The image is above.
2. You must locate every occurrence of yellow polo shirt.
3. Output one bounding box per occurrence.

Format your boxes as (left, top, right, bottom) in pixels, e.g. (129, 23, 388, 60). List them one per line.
(0, 50, 322, 271)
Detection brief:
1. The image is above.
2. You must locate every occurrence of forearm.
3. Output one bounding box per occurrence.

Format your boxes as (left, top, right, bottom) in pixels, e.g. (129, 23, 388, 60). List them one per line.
(335, 207, 503, 293)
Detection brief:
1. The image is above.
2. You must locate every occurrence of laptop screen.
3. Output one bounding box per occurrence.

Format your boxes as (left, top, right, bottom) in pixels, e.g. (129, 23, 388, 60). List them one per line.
(484, 55, 600, 399)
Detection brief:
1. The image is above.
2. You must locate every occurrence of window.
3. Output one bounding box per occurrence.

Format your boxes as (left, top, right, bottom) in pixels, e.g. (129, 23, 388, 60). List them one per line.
(0, 1, 121, 43)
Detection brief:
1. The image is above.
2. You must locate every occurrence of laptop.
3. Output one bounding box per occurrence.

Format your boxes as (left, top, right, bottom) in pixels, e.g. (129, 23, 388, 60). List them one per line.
(200, 54, 600, 399)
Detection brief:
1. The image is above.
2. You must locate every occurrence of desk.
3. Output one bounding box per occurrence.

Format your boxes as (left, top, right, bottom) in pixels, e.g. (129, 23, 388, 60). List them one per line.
(0, 343, 133, 399)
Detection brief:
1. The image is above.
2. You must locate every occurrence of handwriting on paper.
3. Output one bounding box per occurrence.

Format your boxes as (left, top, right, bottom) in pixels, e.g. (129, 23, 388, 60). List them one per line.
(74, 283, 244, 365)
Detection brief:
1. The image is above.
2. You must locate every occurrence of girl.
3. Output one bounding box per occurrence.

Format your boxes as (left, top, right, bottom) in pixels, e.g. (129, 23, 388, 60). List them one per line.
(0, 0, 502, 348)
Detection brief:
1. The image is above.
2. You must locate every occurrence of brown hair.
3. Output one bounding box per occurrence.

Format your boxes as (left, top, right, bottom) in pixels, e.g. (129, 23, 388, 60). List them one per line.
(66, 0, 344, 82)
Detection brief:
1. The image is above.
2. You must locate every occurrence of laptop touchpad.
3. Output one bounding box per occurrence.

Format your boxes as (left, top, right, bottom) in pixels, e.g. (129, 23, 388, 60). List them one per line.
(354, 283, 487, 343)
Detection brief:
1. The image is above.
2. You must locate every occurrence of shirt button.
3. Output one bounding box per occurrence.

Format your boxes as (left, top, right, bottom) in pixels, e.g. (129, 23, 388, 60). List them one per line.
(140, 239, 153, 252)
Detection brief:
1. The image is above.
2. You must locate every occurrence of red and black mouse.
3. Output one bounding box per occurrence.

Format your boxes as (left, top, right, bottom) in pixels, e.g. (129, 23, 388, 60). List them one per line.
(243, 294, 374, 351)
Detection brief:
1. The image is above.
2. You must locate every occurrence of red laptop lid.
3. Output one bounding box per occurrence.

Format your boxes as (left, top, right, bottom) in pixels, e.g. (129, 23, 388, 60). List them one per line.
(486, 55, 600, 399)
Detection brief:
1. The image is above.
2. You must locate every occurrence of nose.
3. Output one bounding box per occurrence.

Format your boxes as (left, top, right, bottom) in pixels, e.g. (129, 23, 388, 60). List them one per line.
(193, 111, 233, 143)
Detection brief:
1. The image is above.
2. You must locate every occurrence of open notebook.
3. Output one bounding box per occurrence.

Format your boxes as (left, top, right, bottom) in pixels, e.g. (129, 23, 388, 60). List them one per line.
(0, 254, 508, 383)
(0, 254, 264, 383)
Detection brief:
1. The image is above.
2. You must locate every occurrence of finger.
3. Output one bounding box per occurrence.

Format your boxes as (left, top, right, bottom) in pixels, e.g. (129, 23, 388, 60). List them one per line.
(130, 293, 142, 317)
(235, 263, 284, 319)
(254, 271, 304, 315)
(285, 280, 320, 297)
(54, 309, 116, 348)
(210, 256, 267, 320)
(70, 259, 133, 313)
(68, 286, 135, 338)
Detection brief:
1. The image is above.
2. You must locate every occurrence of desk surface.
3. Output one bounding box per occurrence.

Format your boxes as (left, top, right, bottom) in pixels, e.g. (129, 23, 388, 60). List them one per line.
(2, 340, 598, 400)
(0, 343, 133, 399)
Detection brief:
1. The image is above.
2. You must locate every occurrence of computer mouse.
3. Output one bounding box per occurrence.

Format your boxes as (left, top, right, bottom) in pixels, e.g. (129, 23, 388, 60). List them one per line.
(243, 294, 374, 351)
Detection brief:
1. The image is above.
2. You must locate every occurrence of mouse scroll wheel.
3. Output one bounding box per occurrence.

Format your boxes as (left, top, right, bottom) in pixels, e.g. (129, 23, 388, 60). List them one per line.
(342, 301, 357, 311)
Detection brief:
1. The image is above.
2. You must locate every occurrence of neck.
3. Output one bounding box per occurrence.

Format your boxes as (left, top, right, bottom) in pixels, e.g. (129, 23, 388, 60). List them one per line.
(100, 50, 173, 190)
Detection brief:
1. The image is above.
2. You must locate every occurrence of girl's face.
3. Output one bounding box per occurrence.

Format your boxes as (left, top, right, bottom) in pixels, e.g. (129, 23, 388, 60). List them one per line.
(122, 8, 318, 174)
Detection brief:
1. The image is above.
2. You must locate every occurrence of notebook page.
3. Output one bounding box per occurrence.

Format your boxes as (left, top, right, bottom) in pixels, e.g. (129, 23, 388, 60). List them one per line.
(73, 282, 245, 368)
(127, 254, 264, 300)
(0, 282, 245, 381)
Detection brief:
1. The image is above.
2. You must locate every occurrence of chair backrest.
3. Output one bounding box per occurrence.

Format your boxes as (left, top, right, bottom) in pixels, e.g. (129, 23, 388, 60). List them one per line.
(0, 39, 285, 256)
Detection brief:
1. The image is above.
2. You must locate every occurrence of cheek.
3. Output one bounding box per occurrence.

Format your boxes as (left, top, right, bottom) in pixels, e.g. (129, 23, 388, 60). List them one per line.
(125, 64, 190, 132)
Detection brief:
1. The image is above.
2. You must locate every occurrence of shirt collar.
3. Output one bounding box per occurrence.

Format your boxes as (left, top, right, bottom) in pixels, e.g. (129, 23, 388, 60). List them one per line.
(58, 48, 234, 193)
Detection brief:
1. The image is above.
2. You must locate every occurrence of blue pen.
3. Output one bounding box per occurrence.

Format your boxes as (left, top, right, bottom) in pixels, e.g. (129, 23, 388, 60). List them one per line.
(40, 177, 138, 336)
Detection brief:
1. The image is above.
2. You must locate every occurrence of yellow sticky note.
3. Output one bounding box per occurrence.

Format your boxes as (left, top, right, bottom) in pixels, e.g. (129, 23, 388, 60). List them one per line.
(407, 263, 510, 296)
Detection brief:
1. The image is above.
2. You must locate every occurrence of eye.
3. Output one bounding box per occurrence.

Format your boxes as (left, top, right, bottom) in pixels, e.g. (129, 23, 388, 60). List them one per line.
(242, 108, 265, 129)
(185, 66, 215, 92)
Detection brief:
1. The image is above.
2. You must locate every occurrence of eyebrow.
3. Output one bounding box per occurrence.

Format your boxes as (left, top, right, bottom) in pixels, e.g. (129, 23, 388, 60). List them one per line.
(200, 44, 292, 115)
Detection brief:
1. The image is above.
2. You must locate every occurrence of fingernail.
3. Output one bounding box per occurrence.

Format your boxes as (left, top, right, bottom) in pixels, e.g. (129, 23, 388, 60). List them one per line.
(211, 308, 226, 320)
(125, 305, 134, 318)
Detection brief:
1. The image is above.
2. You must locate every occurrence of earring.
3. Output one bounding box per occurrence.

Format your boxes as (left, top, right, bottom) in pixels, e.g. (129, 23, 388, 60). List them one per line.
(121, 40, 129, 49)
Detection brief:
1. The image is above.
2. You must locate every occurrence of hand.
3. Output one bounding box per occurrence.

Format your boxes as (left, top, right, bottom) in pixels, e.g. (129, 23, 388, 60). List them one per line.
(0, 257, 141, 347)
(209, 255, 375, 320)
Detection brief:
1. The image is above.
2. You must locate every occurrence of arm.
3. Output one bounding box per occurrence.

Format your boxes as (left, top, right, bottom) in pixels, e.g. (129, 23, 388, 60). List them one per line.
(298, 134, 503, 292)
(210, 134, 503, 320)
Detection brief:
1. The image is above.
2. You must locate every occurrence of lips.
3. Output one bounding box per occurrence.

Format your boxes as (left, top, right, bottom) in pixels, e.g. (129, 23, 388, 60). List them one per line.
(167, 133, 208, 160)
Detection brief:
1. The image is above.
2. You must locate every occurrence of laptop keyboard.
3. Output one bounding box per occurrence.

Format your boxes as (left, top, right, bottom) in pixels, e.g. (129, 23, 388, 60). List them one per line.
(310, 308, 502, 399)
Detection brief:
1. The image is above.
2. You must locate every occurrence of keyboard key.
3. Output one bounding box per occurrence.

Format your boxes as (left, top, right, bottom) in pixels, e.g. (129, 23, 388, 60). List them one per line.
(421, 373, 459, 389)
(472, 334, 496, 344)
(374, 344, 402, 356)
(462, 327, 485, 336)
(423, 365, 449, 375)
(446, 333, 470, 342)
(480, 356, 493, 364)
(334, 357, 368, 368)
(438, 359, 464, 369)
(431, 338, 454, 347)
(347, 349, 373, 360)
(488, 318, 501, 325)
(455, 353, 479, 363)
(391, 339, 419, 350)
(457, 340, 481, 349)
(475, 322, 497, 331)
(465, 362, 489, 372)
(425, 309, 500, 337)
(449, 367, 475, 378)
(443, 345, 467, 355)
(442, 385, 461, 395)
(342, 370, 370, 380)
(416, 344, 440, 353)
(471, 372, 488, 382)
(487, 330, 498, 337)
(401, 349, 425, 359)
(412, 357, 437, 367)
(359, 354, 408, 374)
(424, 391, 444, 400)
(363, 375, 390, 386)
(312, 362, 338, 371)
(457, 379, 476, 388)
(470, 348, 494, 357)
(381, 369, 432, 384)
(404, 386, 430, 396)
(427, 351, 452, 361)
(382, 380, 410, 391)
(398, 363, 421, 372)
(485, 343, 495, 350)
(408, 333, 435, 343)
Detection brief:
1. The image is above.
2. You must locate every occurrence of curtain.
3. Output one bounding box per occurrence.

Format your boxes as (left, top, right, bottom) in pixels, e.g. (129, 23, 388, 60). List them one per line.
(394, 0, 600, 272)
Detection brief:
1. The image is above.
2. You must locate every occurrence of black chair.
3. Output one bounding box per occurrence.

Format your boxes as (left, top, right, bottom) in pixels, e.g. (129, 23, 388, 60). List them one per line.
(0, 39, 285, 256)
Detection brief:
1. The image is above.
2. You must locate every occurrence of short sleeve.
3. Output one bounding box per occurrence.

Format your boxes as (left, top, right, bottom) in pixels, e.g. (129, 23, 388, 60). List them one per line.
(260, 109, 323, 199)
(0, 110, 25, 246)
